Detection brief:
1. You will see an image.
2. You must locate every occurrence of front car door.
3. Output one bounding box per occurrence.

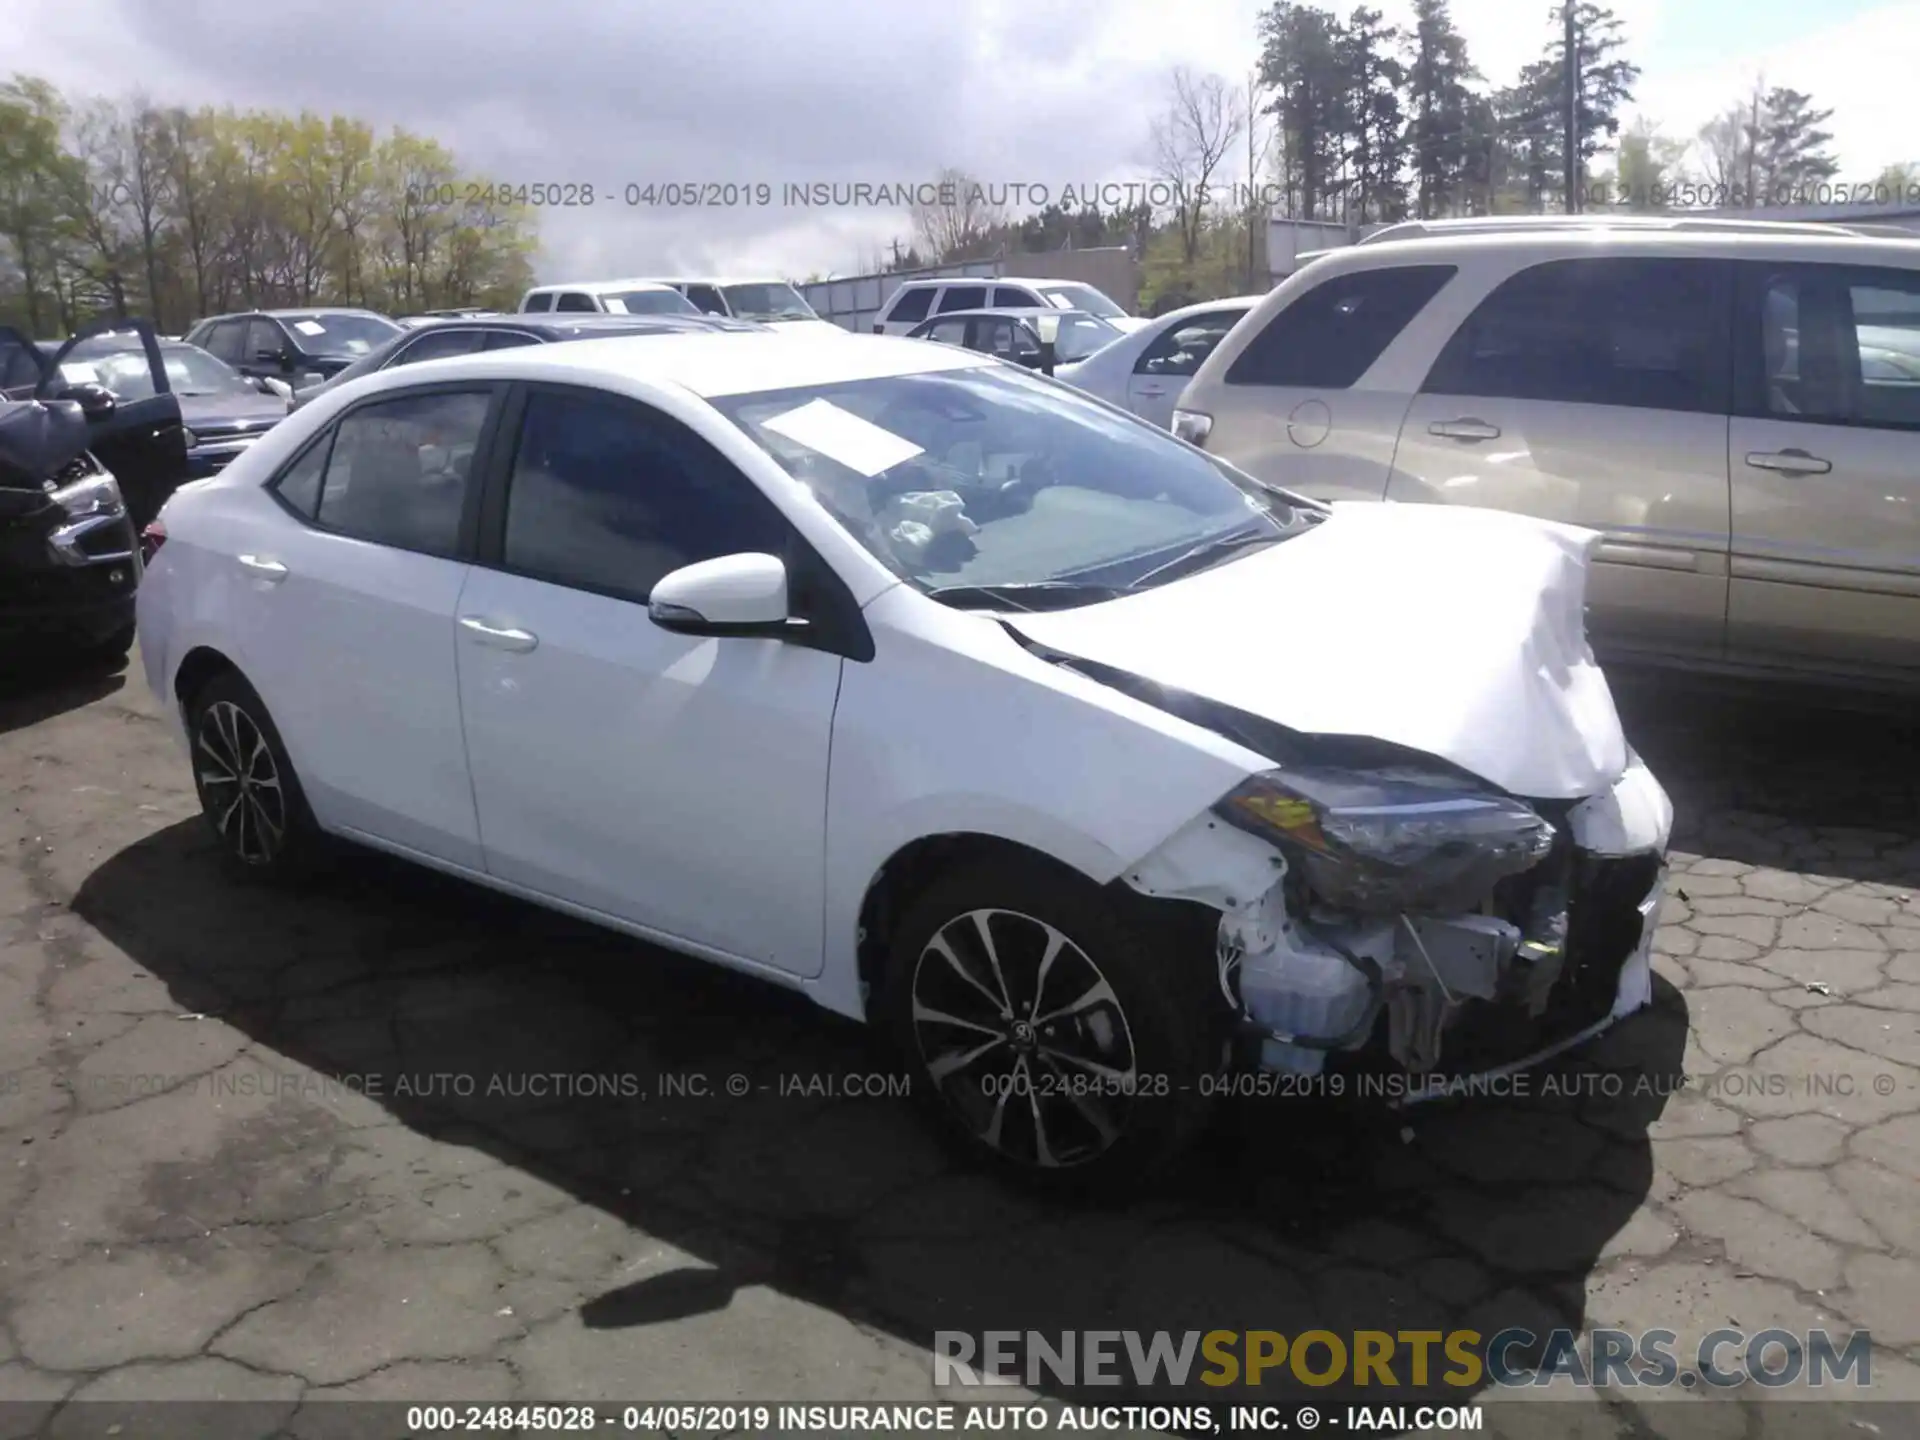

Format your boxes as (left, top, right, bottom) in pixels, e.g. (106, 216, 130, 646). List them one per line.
(38, 319, 189, 529)
(233, 382, 502, 867)
(1390, 256, 1734, 667)
(452, 382, 846, 976)
(1726, 260, 1920, 681)
(1127, 308, 1246, 428)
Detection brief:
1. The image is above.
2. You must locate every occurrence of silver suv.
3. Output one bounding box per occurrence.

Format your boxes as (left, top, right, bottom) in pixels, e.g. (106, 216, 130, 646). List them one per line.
(1174, 222, 1920, 692)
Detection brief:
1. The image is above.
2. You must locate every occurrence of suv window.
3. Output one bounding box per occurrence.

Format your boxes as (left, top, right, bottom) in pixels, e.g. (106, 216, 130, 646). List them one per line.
(499, 386, 791, 602)
(554, 292, 597, 313)
(308, 390, 491, 556)
(994, 286, 1040, 307)
(937, 285, 987, 314)
(885, 286, 934, 324)
(244, 318, 286, 362)
(683, 284, 728, 315)
(1744, 263, 1920, 429)
(202, 321, 245, 364)
(522, 292, 554, 313)
(923, 318, 971, 347)
(389, 329, 485, 368)
(1137, 308, 1245, 377)
(1425, 258, 1726, 413)
(1228, 264, 1455, 388)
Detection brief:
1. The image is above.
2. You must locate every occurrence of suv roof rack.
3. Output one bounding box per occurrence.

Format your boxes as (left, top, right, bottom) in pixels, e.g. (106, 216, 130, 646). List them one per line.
(1357, 214, 1885, 244)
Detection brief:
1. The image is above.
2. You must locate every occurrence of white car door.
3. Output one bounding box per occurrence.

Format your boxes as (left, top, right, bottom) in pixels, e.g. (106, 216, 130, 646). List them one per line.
(451, 383, 849, 977)
(230, 383, 499, 868)
(1125, 307, 1248, 428)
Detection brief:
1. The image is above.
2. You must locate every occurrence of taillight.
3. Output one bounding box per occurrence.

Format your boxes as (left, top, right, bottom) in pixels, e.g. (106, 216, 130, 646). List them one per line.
(140, 520, 167, 562)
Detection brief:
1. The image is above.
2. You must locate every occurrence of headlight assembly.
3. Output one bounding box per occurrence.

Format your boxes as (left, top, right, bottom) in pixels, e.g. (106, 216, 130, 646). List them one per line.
(1215, 765, 1555, 914)
(49, 471, 127, 522)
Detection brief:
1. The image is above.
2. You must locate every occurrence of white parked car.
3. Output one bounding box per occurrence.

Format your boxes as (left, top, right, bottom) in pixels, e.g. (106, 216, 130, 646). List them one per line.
(639, 276, 843, 334)
(1055, 295, 1262, 428)
(136, 330, 1672, 1181)
(872, 277, 1147, 335)
(517, 279, 704, 317)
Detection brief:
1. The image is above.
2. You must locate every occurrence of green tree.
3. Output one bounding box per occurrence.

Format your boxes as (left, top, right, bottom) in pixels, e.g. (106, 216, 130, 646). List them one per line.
(1340, 6, 1407, 221)
(1258, 2, 1348, 219)
(1402, 0, 1478, 218)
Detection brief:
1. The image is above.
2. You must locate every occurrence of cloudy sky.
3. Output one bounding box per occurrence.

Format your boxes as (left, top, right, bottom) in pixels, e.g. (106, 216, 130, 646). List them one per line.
(11, 0, 1919, 283)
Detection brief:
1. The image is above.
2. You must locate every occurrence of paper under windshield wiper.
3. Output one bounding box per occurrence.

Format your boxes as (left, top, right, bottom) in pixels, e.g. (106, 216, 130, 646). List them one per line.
(922, 580, 1129, 612)
(1128, 523, 1289, 590)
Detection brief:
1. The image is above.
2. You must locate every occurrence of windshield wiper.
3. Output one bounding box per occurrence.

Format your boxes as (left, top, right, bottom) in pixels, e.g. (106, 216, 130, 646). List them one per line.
(922, 580, 1130, 613)
(1127, 523, 1290, 591)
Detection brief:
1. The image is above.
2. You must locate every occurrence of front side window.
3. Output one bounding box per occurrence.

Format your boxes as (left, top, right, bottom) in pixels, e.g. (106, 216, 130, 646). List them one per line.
(202, 321, 246, 364)
(709, 363, 1314, 597)
(923, 319, 970, 347)
(245, 319, 287, 362)
(523, 292, 555, 313)
(554, 292, 597, 313)
(1748, 264, 1920, 428)
(307, 390, 491, 556)
(1228, 264, 1455, 389)
(388, 329, 485, 368)
(500, 387, 791, 602)
(720, 283, 816, 321)
(1136, 309, 1247, 377)
(683, 284, 728, 315)
(1424, 258, 1726, 413)
(885, 286, 934, 324)
(1052, 315, 1123, 362)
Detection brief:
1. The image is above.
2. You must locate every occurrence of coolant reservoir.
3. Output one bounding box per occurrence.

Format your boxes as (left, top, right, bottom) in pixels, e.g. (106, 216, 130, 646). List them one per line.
(1239, 922, 1375, 1074)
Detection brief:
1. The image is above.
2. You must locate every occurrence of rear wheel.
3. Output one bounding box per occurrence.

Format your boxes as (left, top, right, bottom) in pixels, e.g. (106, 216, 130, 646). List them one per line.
(185, 670, 323, 879)
(881, 858, 1222, 1187)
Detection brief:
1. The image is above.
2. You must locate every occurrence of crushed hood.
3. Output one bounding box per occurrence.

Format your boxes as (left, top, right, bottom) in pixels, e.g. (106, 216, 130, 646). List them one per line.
(1007, 502, 1629, 800)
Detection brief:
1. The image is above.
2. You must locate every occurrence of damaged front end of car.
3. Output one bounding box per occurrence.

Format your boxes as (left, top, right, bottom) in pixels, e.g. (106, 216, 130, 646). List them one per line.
(1018, 635, 1671, 1091)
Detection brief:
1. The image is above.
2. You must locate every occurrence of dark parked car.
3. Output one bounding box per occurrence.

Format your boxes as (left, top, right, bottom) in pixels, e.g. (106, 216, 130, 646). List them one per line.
(288, 310, 771, 410)
(905, 306, 1123, 372)
(35, 334, 290, 481)
(182, 308, 404, 390)
(0, 319, 188, 663)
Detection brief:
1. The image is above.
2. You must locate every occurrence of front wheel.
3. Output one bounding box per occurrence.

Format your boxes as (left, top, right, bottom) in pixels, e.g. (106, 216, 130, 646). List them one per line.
(880, 858, 1222, 1187)
(185, 670, 324, 880)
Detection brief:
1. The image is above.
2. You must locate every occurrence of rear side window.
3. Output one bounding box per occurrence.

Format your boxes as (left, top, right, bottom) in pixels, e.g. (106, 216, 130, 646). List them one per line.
(554, 292, 597, 312)
(1424, 258, 1727, 413)
(309, 390, 492, 557)
(1227, 264, 1455, 388)
(522, 292, 554, 313)
(937, 285, 988, 314)
(885, 286, 934, 324)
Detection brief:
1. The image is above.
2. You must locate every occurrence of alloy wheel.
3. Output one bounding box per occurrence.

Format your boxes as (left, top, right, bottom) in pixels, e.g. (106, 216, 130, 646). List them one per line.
(196, 700, 287, 866)
(909, 907, 1139, 1168)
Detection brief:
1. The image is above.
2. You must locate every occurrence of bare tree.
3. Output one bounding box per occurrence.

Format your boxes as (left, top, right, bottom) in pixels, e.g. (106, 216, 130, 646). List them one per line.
(1151, 68, 1244, 265)
(908, 167, 1004, 262)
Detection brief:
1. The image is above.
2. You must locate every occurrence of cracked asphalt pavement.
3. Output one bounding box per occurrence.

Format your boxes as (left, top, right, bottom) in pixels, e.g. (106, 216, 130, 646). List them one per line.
(0, 655, 1917, 1439)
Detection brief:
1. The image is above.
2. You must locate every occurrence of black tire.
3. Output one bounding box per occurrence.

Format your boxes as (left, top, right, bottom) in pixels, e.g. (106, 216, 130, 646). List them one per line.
(184, 669, 325, 881)
(879, 857, 1224, 1189)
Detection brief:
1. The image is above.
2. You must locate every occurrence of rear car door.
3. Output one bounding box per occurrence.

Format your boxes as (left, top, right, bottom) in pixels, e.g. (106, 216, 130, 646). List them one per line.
(38, 319, 188, 529)
(232, 382, 503, 867)
(1390, 256, 1734, 666)
(1201, 263, 1456, 500)
(1726, 260, 1920, 680)
(1127, 307, 1245, 428)
(452, 383, 845, 974)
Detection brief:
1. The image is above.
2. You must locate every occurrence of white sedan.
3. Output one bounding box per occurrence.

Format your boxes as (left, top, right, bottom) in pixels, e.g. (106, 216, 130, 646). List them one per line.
(137, 329, 1672, 1182)
(1055, 295, 1263, 428)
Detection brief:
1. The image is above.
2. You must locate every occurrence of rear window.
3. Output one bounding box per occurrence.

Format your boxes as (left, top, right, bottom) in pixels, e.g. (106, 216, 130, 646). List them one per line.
(885, 286, 934, 323)
(1226, 264, 1456, 388)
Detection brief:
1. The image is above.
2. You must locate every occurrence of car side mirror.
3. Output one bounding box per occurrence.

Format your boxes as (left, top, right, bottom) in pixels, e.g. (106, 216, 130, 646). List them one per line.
(648, 553, 794, 637)
(59, 381, 116, 420)
(254, 348, 290, 370)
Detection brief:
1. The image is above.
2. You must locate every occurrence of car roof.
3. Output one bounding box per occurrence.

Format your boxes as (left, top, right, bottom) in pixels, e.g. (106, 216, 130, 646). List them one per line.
(525, 278, 684, 295)
(1321, 226, 1920, 266)
(911, 307, 1103, 322)
(403, 313, 764, 337)
(361, 329, 991, 401)
(894, 276, 1098, 288)
(640, 276, 796, 286)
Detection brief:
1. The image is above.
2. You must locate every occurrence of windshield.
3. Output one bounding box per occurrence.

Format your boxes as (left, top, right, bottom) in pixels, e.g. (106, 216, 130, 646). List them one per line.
(1052, 314, 1124, 362)
(64, 342, 253, 400)
(600, 289, 700, 316)
(1040, 284, 1127, 320)
(721, 283, 817, 320)
(280, 312, 403, 352)
(709, 363, 1311, 596)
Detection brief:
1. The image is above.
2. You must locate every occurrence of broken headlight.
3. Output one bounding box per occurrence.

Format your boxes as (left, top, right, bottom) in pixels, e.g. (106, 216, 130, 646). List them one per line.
(1214, 765, 1554, 914)
(48, 470, 126, 522)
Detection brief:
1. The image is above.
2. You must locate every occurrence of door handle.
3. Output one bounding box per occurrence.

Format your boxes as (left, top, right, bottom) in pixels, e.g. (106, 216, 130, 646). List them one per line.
(459, 616, 539, 652)
(236, 554, 287, 581)
(1745, 448, 1831, 476)
(1429, 418, 1501, 441)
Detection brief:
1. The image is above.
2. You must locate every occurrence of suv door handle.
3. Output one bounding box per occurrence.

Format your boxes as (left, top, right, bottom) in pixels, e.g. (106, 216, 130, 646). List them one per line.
(459, 616, 539, 652)
(1745, 448, 1831, 476)
(1429, 418, 1501, 441)
(236, 554, 287, 581)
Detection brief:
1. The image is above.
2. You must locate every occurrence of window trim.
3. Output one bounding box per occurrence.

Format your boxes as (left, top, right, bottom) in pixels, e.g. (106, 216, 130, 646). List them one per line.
(473, 380, 874, 661)
(1422, 257, 1733, 415)
(1733, 259, 1920, 434)
(261, 379, 507, 562)
(1226, 263, 1457, 391)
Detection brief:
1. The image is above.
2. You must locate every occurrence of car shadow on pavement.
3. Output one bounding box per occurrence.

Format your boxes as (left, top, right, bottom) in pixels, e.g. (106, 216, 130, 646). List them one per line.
(68, 817, 1690, 1413)
(0, 661, 127, 737)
